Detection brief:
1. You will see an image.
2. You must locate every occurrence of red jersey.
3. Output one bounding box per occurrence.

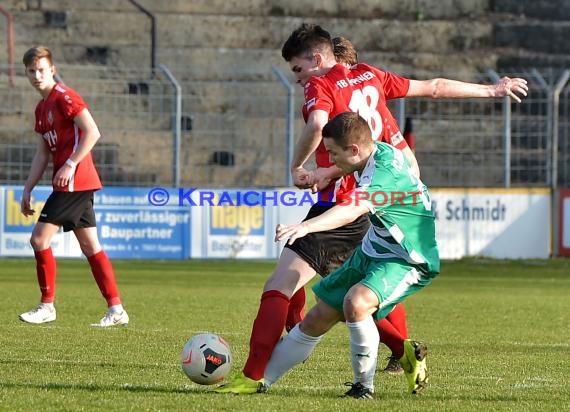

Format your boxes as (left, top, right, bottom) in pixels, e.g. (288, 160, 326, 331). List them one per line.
(34, 83, 102, 192)
(301, 63, 410, 201)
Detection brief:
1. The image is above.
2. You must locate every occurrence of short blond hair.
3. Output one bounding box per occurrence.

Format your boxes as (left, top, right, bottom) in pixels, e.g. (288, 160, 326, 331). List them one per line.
(23, 46, 53, 67)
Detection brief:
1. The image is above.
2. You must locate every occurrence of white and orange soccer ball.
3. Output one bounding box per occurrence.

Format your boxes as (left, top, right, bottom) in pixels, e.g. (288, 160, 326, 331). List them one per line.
(180, 333, 232, 385)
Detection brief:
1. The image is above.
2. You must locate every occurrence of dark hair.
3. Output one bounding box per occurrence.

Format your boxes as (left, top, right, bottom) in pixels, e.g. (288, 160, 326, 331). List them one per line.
(281, 23, 334, 62)
(332, 36, 358, 66)
(322, 112, 372, 148)
(23, 46, 53, 67)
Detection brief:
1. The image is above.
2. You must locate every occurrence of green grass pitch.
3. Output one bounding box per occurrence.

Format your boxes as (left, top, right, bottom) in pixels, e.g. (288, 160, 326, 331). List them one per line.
(0, 258, 568, 411)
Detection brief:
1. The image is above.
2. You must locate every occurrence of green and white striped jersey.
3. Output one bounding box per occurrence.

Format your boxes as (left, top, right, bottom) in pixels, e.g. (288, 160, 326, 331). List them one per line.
(352, 142, 440, 275)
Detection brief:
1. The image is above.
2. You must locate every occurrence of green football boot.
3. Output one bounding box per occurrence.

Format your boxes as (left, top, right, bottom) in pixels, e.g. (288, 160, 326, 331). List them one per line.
(399, 339, 429, 394)
(214, 372, 266, 394)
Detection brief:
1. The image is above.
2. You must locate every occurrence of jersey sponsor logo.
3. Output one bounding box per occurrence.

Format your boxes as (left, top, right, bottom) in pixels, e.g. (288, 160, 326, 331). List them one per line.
(335, 71, 376, 89)
(47, 110, 54, 125)
(305, 97, 316, 110)
(390, 131, 404, 147)
(42, 130, 57, 149)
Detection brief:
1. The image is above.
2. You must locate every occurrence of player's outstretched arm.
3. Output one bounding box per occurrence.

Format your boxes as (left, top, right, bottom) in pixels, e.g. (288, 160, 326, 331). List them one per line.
(406, 76, 528, 103)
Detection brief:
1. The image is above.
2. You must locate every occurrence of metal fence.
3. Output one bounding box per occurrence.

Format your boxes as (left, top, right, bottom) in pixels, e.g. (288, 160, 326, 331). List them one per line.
(0, 64, 175, 187)
(1, 64, 569, 190)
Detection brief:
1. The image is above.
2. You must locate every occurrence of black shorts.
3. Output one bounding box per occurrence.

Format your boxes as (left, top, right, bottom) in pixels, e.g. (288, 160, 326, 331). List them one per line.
(39, 191, 97, 232)
(284, 203, 370, 277)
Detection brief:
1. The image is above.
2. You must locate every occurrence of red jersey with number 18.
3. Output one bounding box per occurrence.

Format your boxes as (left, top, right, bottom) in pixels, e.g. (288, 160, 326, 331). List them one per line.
(302, 63, 410, 201)
(34, 83, 102, 192)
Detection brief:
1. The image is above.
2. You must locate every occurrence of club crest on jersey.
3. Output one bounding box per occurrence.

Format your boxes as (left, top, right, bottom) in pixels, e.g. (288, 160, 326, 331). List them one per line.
(47, 110, 54, 125)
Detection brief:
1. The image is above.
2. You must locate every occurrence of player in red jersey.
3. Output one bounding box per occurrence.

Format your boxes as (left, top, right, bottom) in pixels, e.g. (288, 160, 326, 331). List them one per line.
(18, 46, 129, 327)
(216, 23, 528, 394)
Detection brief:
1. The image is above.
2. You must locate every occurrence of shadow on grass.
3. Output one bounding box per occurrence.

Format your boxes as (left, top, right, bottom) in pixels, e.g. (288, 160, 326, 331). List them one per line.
(0, 358, 172, 370)
(272, 386, 523, 403)
(0, 380, 212, 395)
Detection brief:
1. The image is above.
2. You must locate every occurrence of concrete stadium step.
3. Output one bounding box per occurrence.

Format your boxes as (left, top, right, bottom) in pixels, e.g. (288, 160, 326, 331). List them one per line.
(494, 21, 570, 57)
(34, 0, 490, 19)
(188, 115, 288, 149)
(182, 145, 287, 187)
(0, 86, 171, 133)
(181, 114, 289, 187)
(6, 0, 567, 81)
(493, 0, 570, 20)
(160, 48, 493, 82)
(0, 82, 38, 114)
(181, 81, 288, 117)
(0, 113, 34, 137)
(408, 117, 505, 152)
(10, 9, 492, 64)
(0, 143, 122, 185)
(99, 131, 170, 185)
(160, 49, 288, 82)
(418, 150, 506, 187)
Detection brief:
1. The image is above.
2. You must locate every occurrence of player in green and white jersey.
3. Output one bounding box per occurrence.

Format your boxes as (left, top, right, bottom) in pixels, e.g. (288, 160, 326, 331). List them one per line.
(265, 112, 440, 399)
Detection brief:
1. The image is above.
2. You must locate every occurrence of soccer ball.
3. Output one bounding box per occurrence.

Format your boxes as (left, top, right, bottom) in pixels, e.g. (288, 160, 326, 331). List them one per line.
(181, 333, 232, 385)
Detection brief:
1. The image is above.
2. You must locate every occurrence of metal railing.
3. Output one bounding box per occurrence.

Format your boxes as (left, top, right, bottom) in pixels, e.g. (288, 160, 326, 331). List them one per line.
(0, 6, 15, 86)
(128, 0, 157, 77)
(1, 64, 570, 190)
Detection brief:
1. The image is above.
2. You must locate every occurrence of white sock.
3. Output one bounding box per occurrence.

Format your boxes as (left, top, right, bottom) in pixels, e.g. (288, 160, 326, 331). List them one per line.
(346, 317, 379, 391)
(109, 304, 124, 313)
(41, 302, 55, 311)
(264, 325, 322, 387)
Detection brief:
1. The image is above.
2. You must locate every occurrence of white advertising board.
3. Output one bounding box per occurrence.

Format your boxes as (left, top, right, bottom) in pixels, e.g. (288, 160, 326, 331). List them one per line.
(1, 186, 551, 260)
(430, 188, 551, 259)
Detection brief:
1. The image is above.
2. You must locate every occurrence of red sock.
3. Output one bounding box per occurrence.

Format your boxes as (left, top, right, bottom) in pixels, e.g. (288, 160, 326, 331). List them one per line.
(35, 247, 56, 303)
(243, 290, 289, 380)
(87, 250, 121, 306)
(376, 318, 405, 359)
(286, 288, 306, 332)
(386, 303, 408, 339)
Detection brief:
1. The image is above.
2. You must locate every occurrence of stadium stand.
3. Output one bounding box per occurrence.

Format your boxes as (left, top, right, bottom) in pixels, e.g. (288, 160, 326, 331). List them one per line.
(1, 0, 570, 187)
